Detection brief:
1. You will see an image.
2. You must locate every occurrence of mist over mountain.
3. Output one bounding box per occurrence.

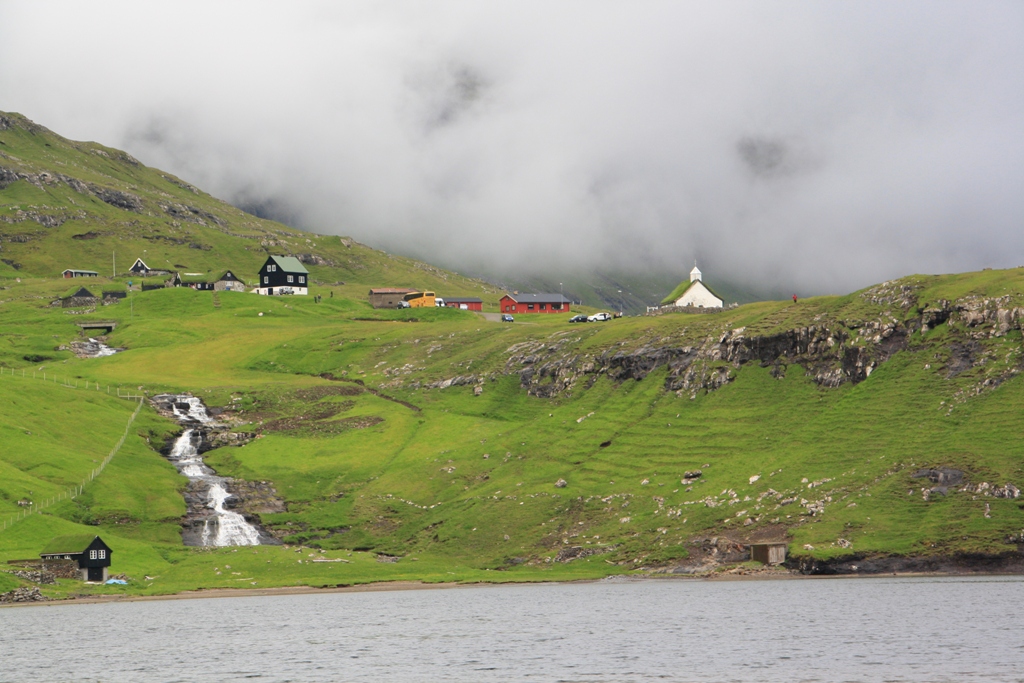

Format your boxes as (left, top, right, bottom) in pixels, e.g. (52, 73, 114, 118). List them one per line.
(2, 2, 1022, 296)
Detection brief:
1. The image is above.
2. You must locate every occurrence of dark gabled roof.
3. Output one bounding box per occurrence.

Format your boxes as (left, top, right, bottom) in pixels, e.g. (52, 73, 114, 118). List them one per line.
(129, 258, 150, 271)
(268, 255, 309, 274)
(69, 287, 96, 298)
(501, 293, 571, 304)
(443, 297, 483, 303)
(40, 535, 106, 556)
(218, 270, 242, 282)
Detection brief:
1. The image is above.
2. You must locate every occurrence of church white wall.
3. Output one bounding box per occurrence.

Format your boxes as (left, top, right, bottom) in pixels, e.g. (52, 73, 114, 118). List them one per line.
(675, 282, 723, 308)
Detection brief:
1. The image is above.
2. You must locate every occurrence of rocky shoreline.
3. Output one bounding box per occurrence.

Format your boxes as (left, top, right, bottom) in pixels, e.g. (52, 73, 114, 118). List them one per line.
(3, 554, 1022, 608)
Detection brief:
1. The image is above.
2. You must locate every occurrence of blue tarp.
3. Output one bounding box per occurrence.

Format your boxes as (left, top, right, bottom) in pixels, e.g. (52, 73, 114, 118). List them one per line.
(105, 579, 127, 585)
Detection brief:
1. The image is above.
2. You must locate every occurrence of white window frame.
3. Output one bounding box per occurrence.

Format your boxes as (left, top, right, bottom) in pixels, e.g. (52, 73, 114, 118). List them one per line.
(287, 275, 294, 283)
(264, 276, 269, 284)
(89, 550, 97, 560)
(98, 550, 106, 560)
(298, 276, 305, 283)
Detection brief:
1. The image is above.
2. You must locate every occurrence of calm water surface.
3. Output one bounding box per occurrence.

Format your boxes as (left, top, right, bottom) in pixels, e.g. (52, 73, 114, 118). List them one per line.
(1, 576, 1022, 682)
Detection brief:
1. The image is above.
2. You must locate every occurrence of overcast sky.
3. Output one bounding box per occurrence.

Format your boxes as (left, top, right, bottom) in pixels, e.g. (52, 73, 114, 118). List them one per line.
(2, 1, 1023, 293)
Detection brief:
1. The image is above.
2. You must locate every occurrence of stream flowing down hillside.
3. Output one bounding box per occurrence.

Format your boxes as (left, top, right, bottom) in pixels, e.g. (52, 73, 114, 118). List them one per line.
(159, 395, 263, 546)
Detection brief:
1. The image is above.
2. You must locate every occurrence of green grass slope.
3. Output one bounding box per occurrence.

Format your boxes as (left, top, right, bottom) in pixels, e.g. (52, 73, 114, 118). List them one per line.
(0, 264, 1022, 597)
(1, 112, 1022, 598)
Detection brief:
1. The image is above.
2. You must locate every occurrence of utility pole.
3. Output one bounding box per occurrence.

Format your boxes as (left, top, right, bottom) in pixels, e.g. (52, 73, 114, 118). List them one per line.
(112, 251, 116, 279)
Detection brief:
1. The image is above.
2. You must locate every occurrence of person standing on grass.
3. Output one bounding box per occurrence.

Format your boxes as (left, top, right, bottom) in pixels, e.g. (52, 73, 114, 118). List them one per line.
(792, 294, 798, 304)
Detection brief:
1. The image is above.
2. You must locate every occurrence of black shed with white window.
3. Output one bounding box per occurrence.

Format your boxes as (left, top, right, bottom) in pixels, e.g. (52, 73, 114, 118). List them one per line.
(39, 535, 113, 582)
(255, 255, 309, 296)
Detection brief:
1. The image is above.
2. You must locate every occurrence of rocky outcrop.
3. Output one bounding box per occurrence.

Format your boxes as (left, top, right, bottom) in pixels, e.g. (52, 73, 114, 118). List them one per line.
(89, 185, 143, 212)
(507, 290, 1024, 399)
(0, 586, 46, 603)
(161, 202, 224, 226)
(793, 552, 1024, 575)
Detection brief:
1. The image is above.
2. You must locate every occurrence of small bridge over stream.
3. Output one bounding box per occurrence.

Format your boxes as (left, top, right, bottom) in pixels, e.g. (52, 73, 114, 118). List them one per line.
(76, 320, 117, 334)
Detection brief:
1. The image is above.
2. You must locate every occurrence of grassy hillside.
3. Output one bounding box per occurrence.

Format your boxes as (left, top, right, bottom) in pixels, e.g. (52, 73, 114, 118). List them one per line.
(0, 111, 505, 306)
(1, 112, 1022, 599)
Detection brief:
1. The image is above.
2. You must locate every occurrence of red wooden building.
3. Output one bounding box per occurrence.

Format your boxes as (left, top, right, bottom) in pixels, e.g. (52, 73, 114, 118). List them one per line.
(499, 293, 571, 314)
(443, 297, 483, 311)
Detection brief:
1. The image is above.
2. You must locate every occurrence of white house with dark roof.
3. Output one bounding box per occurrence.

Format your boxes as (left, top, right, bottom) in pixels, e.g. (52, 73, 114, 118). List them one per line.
(254, 255, 309, 295)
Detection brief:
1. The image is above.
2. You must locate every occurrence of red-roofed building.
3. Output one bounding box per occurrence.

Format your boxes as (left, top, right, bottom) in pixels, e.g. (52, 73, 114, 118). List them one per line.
(442, 297, 483, 311)
(499, 293, 571, 314)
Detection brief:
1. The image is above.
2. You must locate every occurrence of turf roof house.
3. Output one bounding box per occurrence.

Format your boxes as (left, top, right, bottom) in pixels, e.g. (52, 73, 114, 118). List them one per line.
(62, 286, 99, 308)
(40, 535, 113, 582)
(214, 269, 246, 292)
(368, 287, 417, 309)
(128, 257, 169, 277)
(61, 268, 98, 278)
(661, 264, 723, 309)
(255, 255, 309, 295)
(499, 292, 571, 314)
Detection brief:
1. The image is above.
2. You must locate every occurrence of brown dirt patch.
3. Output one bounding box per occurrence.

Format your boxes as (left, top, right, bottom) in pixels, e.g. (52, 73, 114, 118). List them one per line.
(293, 385, 363, 400)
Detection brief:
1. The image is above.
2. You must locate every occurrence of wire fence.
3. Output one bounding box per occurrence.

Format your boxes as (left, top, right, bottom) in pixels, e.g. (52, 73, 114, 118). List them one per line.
(0, 369, 146, 533)
(0, 365, 144, 399)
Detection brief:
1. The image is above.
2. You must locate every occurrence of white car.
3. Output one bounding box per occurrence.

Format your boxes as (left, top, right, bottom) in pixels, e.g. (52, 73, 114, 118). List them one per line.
(587, 312, 612, 322)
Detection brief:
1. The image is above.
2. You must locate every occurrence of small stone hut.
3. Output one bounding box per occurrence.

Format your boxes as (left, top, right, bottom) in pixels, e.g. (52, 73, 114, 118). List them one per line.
(62, 287, 99, 308)
(368, 287, 416, 309)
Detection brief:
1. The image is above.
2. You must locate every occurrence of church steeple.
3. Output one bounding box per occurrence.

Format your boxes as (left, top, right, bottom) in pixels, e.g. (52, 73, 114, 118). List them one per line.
(690, 261, 702, 282)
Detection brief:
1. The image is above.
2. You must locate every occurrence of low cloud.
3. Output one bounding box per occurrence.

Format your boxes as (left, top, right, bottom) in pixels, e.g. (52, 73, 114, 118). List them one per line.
(2, 1, 1023, 294)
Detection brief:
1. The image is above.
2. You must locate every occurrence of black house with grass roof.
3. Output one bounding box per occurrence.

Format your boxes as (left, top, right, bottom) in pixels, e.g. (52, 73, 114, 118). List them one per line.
(40, 535, 112, 582)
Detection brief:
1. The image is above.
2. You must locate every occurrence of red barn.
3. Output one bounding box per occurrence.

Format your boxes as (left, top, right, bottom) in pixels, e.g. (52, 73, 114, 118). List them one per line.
(499, 293, 571, 314)
(443, 297, 483, 311)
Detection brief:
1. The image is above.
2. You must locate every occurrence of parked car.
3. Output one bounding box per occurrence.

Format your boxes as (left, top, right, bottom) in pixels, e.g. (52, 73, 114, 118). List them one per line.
(587, 312, 612, 322)
(501, 313, 514, 322)
(398, 300, 411, 308)
(569, 314, 589, 323)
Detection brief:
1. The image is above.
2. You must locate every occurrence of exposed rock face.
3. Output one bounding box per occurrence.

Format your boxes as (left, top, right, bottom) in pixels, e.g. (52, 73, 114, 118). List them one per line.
(912, 468, 965, 486)
(555, 545, 611, 562)
(506, 289, 1024, 399)
(161, 202, 224, 226)
(0, 587, 46, 603)
(88, 185, 143, 212)
(295, 253, 332, 266)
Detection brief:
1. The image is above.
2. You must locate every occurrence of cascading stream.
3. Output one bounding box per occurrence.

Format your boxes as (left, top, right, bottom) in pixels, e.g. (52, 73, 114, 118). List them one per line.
(162, 396, 262, 546)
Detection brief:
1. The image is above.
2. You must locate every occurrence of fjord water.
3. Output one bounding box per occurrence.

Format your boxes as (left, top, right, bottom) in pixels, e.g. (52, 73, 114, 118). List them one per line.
(2, 576, 1020, 682)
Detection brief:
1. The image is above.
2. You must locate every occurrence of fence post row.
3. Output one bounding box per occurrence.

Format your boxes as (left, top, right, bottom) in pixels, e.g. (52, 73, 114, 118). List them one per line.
(1, 369, 145, 532)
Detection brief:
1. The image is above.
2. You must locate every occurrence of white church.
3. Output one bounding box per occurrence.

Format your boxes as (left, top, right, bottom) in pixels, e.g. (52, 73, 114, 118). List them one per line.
(663, 263, 723, 309)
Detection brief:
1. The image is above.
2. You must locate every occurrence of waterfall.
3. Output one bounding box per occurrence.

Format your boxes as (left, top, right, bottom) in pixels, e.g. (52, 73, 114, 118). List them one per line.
(165, 408, 263, 547)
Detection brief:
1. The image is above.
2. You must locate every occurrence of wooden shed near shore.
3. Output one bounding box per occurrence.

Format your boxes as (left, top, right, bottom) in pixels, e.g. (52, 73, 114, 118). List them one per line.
(749, 542, 787, 565)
